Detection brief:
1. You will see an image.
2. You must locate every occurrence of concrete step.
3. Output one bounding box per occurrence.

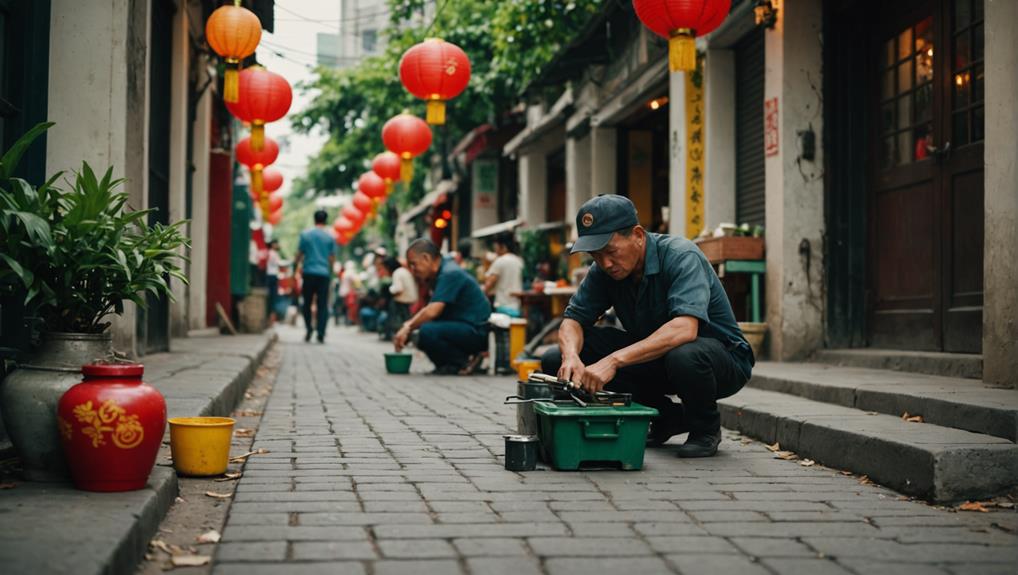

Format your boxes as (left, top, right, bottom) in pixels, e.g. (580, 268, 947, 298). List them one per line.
(814, 348, 982, 379)
(748, 362, 1018, 442)
(719, 387, 1018, 503)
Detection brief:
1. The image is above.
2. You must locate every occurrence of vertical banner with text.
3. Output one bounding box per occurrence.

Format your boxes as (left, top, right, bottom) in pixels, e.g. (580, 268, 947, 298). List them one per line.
(684, 56, 705, 239)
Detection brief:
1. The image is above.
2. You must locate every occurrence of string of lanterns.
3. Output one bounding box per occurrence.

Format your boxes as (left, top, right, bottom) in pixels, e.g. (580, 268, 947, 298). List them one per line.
(206, 1, 293, 227)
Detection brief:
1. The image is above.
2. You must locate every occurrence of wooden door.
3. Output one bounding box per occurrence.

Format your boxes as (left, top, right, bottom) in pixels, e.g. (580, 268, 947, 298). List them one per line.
(868, 0, 983, 352)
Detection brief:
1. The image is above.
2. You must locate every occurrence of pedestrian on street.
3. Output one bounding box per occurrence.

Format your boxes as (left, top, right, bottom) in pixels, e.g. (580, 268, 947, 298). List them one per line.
(295, 209, 336, 343)
(385, 256, 418, 341)
(394, 238, 492, 375)
(541, 195, 754, 458)
(266, 239, 282, 325)
(483, 232, 524, 317)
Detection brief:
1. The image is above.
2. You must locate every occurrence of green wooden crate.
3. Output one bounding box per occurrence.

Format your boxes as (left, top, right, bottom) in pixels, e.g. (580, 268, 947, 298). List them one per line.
(533, 401, 658, 471)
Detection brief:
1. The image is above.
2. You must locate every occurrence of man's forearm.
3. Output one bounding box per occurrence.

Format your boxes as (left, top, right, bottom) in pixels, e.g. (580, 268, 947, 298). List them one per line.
(558, 319, 585, 359)
(403, 302, 443, 331)
(609, 317, 698, 368)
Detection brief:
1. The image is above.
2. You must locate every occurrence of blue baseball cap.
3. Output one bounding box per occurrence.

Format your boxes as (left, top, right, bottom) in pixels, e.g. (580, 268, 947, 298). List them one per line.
(570, 195, 639, 253)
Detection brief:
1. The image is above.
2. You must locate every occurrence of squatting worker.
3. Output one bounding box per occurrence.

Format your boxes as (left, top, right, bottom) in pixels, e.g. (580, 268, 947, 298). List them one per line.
(541, 195, 753, 458)
(394, 239, 492, 375)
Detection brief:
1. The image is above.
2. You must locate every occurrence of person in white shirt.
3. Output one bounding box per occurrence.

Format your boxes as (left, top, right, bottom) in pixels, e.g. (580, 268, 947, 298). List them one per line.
(385, 256, 418, 340)
(483, 233, 524, 317)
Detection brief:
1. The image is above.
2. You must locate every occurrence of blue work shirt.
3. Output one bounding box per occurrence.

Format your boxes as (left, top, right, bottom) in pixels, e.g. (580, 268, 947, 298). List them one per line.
(298, 226, 336, 277)
(431, 258, 492, 329)
(564, 233, 754, 379)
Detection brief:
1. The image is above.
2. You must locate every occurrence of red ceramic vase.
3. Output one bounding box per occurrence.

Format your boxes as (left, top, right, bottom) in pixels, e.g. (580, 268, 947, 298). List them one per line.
(57, 364, 166, 492)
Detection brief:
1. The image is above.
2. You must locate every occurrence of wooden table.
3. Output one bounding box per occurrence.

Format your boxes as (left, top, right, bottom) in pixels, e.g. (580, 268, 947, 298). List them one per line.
(512, 287, 577, 320)
(716, 259, 766, 323)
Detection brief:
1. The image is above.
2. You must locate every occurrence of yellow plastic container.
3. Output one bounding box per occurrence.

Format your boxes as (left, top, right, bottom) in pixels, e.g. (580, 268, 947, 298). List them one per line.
(516, 359, 542, 382)
(168, 417, 235, 476)
(508, 318, 529, 368)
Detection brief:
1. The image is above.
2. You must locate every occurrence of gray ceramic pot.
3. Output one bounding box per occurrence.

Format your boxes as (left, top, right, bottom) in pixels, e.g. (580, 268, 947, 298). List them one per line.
(0, 332, 112, 481)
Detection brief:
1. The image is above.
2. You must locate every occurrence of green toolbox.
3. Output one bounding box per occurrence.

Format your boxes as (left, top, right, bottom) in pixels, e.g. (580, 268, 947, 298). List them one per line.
(533, 401, 659, 471)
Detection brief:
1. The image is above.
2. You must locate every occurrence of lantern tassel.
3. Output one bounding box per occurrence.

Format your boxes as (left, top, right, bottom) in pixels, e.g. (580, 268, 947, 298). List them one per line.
(426, 100, 446, 125)
(251, 122, 265, 151)
(668, 29, 697, 73)
(251, 166, 263, 198)
(400, 159, 414, 184)
(224, 60, 240, 103)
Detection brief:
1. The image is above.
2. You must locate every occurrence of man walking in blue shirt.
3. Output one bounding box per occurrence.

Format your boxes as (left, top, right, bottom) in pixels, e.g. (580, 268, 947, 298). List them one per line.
(542, 195, 753, 457)
(296, 210, 337, 343)
(393, 239, 492, 374)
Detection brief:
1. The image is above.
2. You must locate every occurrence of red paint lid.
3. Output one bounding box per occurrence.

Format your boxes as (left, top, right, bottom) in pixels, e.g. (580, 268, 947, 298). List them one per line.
(81, 364, 144, 378)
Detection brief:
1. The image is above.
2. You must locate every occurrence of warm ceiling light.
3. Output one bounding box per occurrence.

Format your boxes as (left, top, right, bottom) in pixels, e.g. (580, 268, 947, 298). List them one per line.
(434, 218, 448, 229)
(648, 96, 669, 110)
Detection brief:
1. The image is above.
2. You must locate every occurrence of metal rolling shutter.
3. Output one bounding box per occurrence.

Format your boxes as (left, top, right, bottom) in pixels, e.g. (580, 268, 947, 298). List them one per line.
(735, 28, 766, 227)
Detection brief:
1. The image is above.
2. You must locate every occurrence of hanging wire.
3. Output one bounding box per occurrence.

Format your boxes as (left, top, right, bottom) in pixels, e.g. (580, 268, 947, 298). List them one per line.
(423, 0, 452, 38)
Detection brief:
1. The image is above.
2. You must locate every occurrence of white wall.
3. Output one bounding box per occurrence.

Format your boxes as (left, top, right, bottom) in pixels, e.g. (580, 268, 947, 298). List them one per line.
(703, 49, 737, 230)
(763, 0, 825, 361)
(168, 2, 189, 339)
(47, 0, 150, 356)
(565, 132, 592, 237)
(983, 0, 1018, 388)
(667, 71, 686, 236)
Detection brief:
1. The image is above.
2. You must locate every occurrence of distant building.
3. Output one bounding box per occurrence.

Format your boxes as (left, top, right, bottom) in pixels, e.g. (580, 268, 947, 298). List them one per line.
(316, 32, 342, 68)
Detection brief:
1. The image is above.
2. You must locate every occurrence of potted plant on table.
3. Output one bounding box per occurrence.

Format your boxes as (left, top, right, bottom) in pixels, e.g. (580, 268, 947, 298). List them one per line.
(0, 123, 188, 481)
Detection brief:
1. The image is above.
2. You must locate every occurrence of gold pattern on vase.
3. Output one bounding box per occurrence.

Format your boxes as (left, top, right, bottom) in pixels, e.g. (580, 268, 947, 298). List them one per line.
(57, 416, 73, 441)
(72, 399, 145, 449)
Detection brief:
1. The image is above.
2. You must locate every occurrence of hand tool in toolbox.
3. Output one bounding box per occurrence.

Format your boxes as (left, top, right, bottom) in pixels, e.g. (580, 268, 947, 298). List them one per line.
(503, 372, 632, 408)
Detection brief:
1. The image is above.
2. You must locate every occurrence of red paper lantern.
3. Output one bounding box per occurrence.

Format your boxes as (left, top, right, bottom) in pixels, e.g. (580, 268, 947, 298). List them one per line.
(382, 113, 432, 184)
(262, 167, 284, 193)
(352, 191, 374, 215)
(205, 4, 262, 103)
(236, 136, 279, 198)
(268, 195, 283, 212)
(632, 0, 730, 72)
(268, 208, 283, 226)
(358, 171, 387, 201)
(57, 364, 166, 491)
(372, 151, 402, 193)
(337, 234, 351, 246)
(342, 204, 366, 225)
(399, 38, 471, 125)
(226, 66, 292, 151)
(334, 217, 355, 235)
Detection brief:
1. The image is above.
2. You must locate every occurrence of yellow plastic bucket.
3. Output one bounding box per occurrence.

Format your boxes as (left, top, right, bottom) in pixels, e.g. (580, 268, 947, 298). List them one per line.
(508, 318, 528, 369)
(168, 417, 235, 476)
(516, 359, 542, 382)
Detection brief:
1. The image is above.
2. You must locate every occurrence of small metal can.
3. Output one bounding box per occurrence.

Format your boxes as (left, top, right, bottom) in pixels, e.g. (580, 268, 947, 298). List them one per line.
(504, 434, 540, 472)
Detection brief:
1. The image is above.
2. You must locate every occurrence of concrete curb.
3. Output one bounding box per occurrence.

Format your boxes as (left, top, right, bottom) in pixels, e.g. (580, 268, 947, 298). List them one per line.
(0, 331, 277, 575)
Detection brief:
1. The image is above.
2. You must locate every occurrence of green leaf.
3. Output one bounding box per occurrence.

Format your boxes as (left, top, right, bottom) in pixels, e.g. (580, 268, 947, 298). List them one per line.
(0, 253, 34, 288)
(0, 122, 54, 180)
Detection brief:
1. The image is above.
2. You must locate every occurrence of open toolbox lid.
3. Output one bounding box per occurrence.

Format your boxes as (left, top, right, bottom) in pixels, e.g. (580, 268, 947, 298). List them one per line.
(533, 401, 659, 418)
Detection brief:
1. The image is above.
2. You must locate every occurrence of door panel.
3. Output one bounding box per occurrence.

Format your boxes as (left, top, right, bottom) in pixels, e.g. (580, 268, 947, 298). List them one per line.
(867, 0, 983, 352)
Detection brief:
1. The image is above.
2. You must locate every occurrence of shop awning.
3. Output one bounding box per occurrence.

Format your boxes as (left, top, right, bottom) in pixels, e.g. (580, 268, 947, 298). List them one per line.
(590, 59, 668, 128)
(398, 179, 458, 225)
(503, 88, 573, 157)
(471, 218, 524, 239)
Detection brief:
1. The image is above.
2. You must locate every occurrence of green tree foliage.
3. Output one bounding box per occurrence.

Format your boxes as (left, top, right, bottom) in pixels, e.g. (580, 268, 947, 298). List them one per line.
(290, 0, 602, 240)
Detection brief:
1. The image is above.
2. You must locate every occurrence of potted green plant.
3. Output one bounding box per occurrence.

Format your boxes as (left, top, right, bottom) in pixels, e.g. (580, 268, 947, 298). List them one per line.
(0, 123, 188, 481)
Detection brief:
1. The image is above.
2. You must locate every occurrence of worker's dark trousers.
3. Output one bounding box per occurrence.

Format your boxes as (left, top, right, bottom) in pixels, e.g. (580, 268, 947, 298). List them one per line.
(540, 327, 749, 434)
(301, 274, 331, 339)
(418, 321, 488, 370)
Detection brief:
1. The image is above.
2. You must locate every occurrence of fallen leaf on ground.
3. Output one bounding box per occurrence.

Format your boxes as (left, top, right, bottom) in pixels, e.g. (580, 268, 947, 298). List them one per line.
(229, 448, 269, 463)
(766, 442, 781, 452)
(170, 555, 210, 567)
(233, 428, 255, 437)
(174, 497, 185, 504)
(774, 451, 798, 460)
(204, 491, 232, 500)
(839, 470, 853, 476)
(214, 472, 242, 482)
(799, 459, 816, 467)
(234, 410, 262, 417)
(196, 530, 221, 544)
(0, 482, 16, 489)
(958, 501, 990, 512)
(858, 475, 874, 485)
(996, 501, 1014, 509)
(865, 411, 879, 415)
(901, 412, 924, 423)
(150, 539, 188, 556)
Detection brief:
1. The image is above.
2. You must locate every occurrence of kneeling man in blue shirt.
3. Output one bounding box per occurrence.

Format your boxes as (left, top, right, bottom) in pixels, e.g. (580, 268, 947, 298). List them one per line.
(394, 239, 492, 375)
(542, 195, 754, 457)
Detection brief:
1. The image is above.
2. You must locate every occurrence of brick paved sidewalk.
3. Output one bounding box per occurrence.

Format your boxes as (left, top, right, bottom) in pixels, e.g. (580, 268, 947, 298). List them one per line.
(213, 326, 1017, 575)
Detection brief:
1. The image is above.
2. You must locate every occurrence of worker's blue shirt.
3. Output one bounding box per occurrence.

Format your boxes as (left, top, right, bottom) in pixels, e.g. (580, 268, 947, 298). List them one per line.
(431, 258, 492, 329)
(298, 226, 336, 277)
(564, 233, 754, 379)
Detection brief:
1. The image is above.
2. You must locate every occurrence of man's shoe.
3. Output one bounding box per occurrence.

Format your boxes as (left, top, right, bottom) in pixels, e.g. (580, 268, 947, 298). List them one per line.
(646, 417, 689, 447)
(304, 331, 313, 342)
(675, 431, 721, 458)
(458, 353, 485, 375)
(430, 364, 461, 375)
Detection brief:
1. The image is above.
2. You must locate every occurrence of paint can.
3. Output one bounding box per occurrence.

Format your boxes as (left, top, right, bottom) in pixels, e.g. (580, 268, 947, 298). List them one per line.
(504, 434, 539, 472)
(516, 380, 554, 436)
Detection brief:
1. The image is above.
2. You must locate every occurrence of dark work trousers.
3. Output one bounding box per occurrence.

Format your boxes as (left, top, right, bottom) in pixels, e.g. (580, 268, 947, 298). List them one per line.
(301, 274, 331, 339)
(541, 326, 748, 433)
(418, 321, 488, 369)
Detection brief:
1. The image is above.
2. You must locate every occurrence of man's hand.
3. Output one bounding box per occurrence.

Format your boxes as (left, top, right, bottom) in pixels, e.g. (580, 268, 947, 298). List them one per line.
(558, 354, 586, 385)
(393, 324, 412, 352)
(579, 356, 618, 394)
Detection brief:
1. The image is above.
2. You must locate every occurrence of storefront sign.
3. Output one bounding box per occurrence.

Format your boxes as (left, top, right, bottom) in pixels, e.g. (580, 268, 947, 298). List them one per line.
(765, 97, 779, 157)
